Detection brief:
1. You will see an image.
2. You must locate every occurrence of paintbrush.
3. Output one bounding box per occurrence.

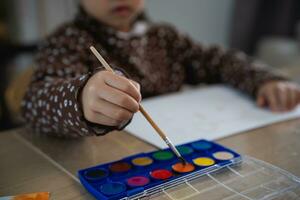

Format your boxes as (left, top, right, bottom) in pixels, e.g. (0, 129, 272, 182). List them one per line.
(90, 46, 187, 165)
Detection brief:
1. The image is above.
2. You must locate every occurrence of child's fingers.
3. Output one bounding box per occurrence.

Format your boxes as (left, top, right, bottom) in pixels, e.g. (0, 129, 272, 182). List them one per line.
(98, 84, 139, 112)
(287, 88, 296, 110)
(104, 73, 142, 102)
(290, 87, 300, 109)
(130, 80, 141, 103)
(91, 98, 133, 122)
(86, 111, 122, 126)
(266, 89, 279, 112)
(275, 86, 288, 111)
(257, 81, 300, 113)
(294, 87, 300, 105)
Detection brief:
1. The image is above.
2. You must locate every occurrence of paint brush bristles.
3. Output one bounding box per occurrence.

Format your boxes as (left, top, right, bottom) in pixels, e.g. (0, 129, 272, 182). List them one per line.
(89, 46, 187, 165)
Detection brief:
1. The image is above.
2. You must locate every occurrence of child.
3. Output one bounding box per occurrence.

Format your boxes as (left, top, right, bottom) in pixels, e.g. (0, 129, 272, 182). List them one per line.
(22, 0, 300, 137)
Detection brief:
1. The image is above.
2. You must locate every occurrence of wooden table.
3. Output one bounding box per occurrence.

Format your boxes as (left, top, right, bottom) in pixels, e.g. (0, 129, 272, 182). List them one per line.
(0, 118, 300, 199)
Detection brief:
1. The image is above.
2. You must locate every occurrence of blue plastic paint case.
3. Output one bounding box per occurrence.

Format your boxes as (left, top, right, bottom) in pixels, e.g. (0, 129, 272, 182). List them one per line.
(78, 139, 241, 200)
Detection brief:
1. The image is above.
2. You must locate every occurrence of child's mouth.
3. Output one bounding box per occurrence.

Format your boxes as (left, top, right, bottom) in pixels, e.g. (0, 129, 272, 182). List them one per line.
(111, 5, 132, 17)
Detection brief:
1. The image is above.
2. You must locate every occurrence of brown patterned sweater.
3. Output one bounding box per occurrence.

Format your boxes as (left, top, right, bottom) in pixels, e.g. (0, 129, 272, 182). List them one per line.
(21, 8, 285, 137)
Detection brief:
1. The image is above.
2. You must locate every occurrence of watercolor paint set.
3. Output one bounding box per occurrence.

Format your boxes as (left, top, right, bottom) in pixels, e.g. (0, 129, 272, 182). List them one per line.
(78, 139, 241, 200)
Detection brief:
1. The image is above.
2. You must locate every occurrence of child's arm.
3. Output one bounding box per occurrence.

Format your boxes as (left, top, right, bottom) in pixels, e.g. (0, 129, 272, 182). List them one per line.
(164, 26, 299, 111)
(21, 26, 140, 137)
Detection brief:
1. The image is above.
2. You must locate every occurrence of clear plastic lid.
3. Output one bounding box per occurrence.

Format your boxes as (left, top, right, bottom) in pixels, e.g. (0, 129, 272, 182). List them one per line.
(123, 156, 300, 200)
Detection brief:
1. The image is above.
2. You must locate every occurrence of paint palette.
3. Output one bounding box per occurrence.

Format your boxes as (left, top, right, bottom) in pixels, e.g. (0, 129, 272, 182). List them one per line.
(78, 139, 240, 200)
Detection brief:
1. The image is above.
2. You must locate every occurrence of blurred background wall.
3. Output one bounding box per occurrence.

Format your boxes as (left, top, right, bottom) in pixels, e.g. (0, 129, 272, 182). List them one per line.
(147, 0, 234, 46)
(0, 0, 300, 130)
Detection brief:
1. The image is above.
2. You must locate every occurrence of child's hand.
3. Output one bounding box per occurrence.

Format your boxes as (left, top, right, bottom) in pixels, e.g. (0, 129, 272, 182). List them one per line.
(256, 81, 300, 112)
(81, 71, 141, 126)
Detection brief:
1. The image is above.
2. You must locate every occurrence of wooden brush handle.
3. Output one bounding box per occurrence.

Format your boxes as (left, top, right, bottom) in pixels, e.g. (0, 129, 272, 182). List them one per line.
(139, 105, 168, 140)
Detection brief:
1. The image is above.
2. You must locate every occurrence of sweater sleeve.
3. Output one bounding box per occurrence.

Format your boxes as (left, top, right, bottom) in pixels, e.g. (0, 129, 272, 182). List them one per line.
(165, 26, 287, 97)
(21, 25, 125, 137)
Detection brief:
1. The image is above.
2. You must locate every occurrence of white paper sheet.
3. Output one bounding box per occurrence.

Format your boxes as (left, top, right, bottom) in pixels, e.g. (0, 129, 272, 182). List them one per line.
(125, 85, 300, 148)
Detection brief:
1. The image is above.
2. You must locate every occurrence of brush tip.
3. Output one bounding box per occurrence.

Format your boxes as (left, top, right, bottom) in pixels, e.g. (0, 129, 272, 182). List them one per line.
(179, 157, 188, 165)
